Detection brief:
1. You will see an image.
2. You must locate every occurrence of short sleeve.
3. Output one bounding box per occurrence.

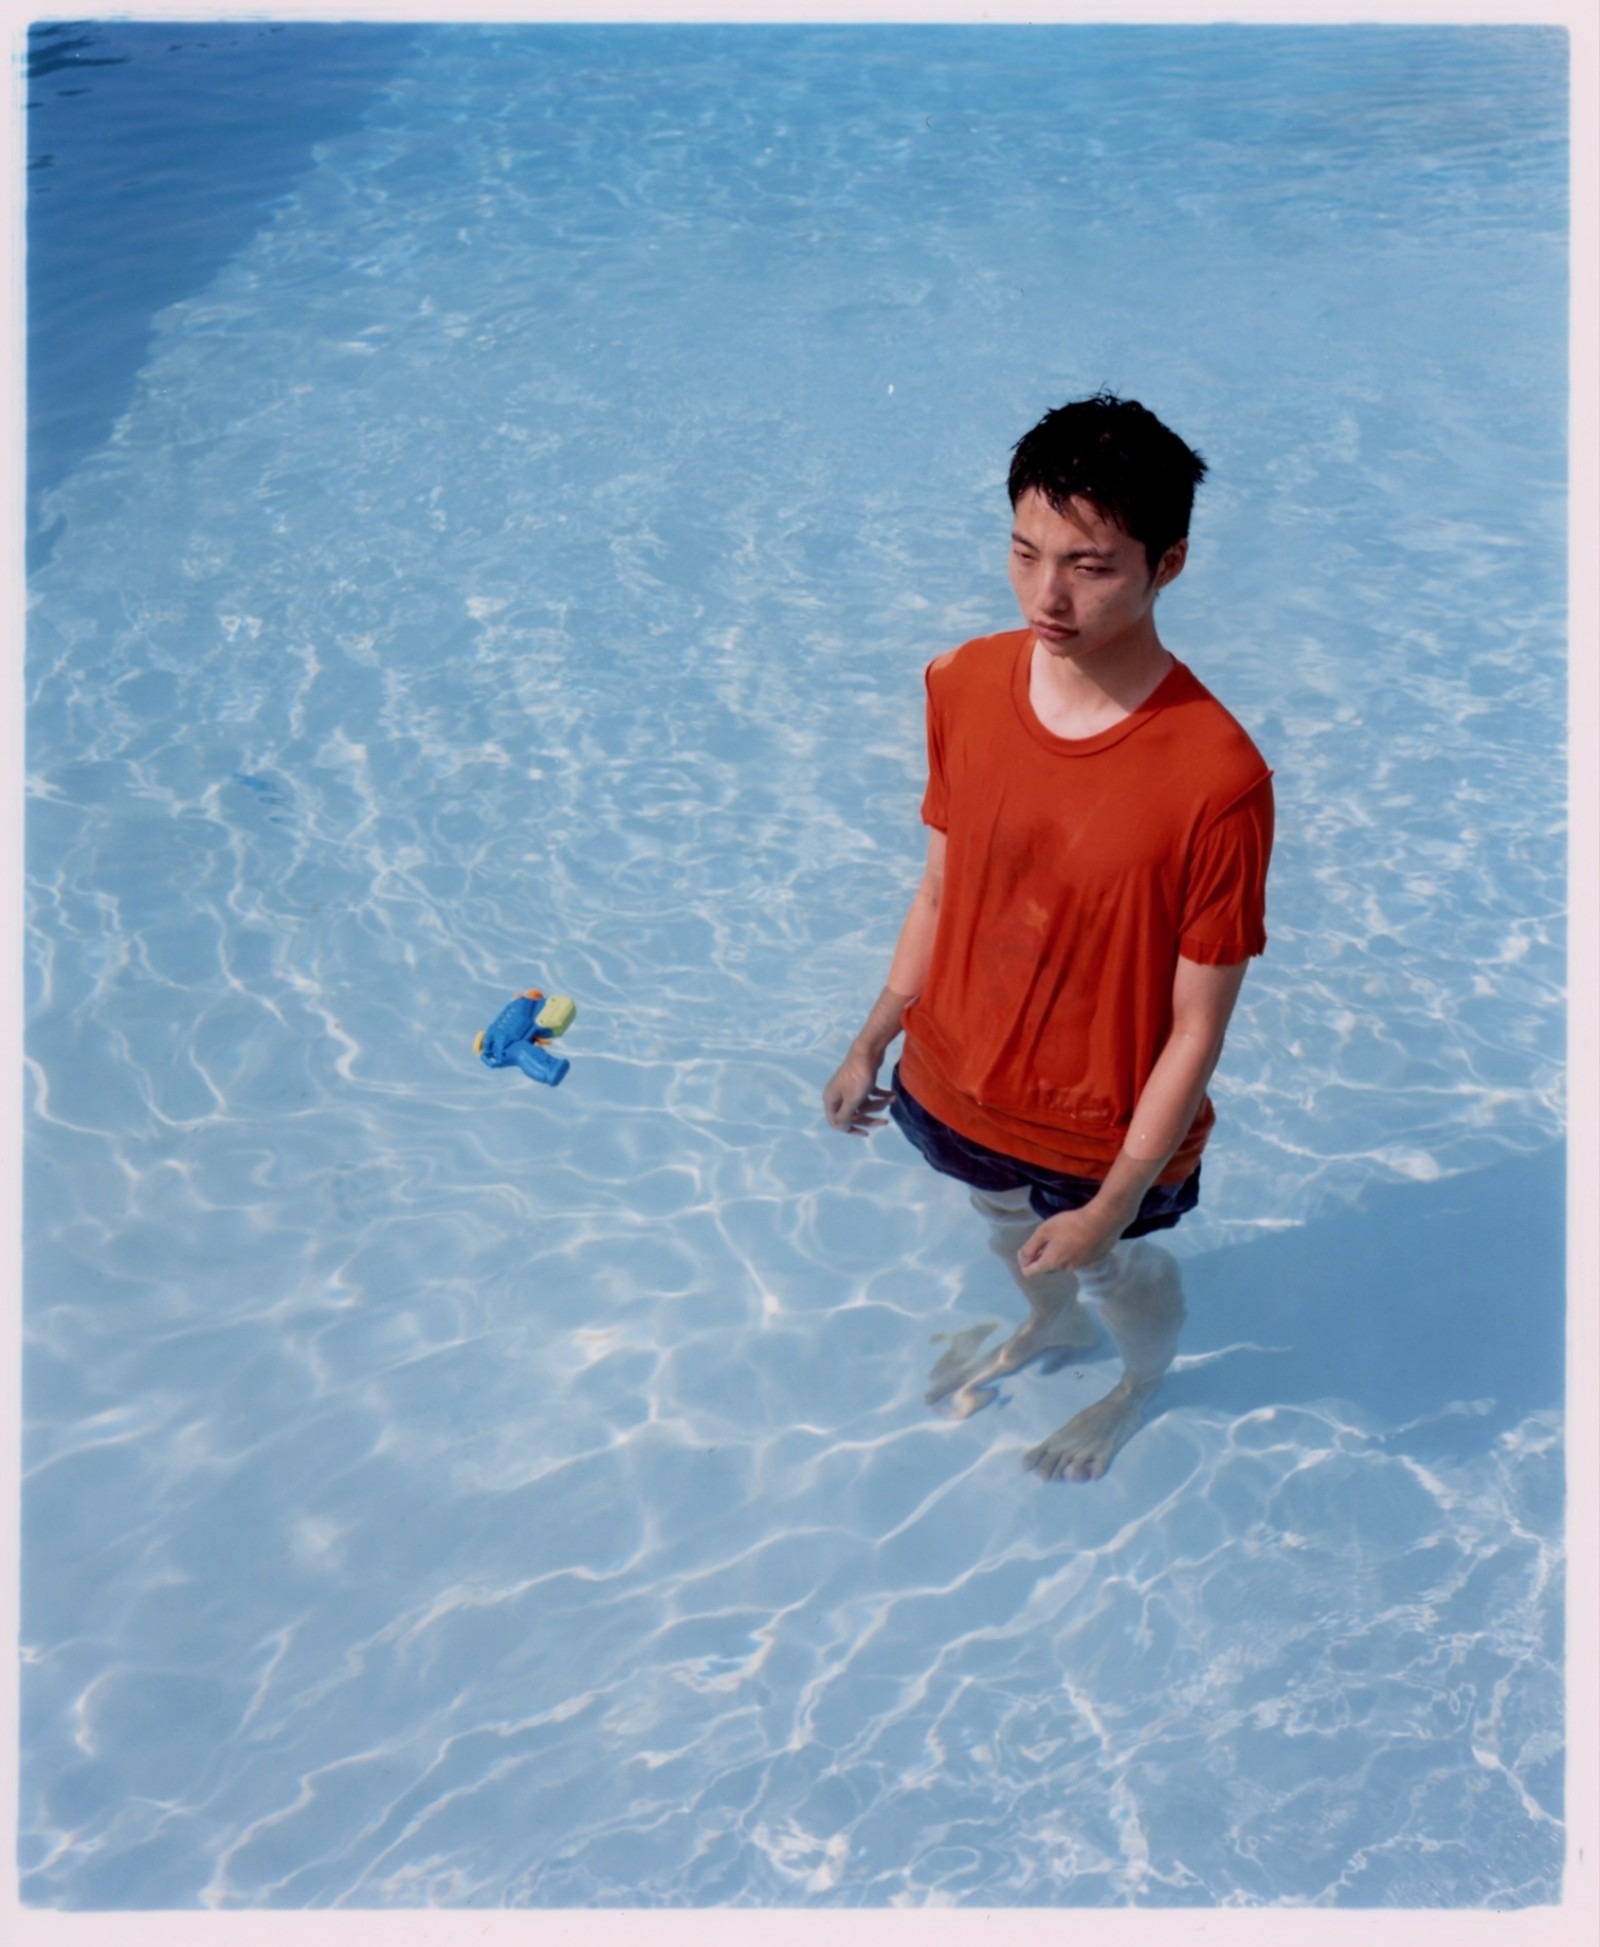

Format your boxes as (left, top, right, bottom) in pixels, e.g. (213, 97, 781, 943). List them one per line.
(919, 657, 951, 832)
(1179, 770, 1275, 964)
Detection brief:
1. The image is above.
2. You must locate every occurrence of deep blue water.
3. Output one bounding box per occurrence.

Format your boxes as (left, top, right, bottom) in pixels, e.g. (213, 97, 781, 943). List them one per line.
(26, 17, 419, 566)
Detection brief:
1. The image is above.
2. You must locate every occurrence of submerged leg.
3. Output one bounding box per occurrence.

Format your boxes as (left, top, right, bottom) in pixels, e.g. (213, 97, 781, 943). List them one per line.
(927, 1188, 1100, 1414)
(1025, 1242, 1187, 1482)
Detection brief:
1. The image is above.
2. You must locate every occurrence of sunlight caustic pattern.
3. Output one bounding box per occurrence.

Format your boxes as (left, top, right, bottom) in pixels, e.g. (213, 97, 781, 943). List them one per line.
(23, 25, 1566, 1908)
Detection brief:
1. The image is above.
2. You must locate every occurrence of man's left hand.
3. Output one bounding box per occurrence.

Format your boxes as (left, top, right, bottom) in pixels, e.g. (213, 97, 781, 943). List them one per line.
(1017, 1202, 1131, 1277)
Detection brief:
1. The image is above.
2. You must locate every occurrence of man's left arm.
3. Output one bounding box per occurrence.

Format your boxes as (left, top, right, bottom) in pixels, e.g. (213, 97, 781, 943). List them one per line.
(1018, 955, 1250, 1276)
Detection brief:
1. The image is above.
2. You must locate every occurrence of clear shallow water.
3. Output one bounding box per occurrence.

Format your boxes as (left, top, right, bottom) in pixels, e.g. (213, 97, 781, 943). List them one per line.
(22, 23, 1568, 1909)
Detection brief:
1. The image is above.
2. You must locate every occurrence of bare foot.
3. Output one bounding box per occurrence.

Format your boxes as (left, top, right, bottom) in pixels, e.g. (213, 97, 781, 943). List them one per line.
(1024, 1374, 1156, 1482)
(926, 1304, 1099, 1414)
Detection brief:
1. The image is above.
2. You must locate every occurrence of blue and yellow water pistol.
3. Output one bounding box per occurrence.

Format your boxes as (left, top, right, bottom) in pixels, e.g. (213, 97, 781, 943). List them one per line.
(474, 988, 577, 1087)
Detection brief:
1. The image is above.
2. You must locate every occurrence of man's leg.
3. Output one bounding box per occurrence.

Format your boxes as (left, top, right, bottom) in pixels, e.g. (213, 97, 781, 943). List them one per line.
(926, 1186, 1100, 1414)
(1024, 1242, 1187, 1481)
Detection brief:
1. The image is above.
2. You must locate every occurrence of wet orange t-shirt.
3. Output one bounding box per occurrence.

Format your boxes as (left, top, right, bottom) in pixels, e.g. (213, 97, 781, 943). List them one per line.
(899, 630, 1274, 1183)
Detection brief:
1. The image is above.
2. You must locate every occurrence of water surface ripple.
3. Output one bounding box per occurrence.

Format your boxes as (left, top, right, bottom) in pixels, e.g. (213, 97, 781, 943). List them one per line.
(23, 24, 1567, 1909)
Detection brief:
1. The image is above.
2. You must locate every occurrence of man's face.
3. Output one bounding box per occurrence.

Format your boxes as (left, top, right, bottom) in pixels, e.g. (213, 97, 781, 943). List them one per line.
(1006, 488, 1185, 663)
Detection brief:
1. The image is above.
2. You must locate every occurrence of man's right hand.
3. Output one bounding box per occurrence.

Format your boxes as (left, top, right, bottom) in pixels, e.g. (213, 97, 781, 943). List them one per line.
(822, 1051, 893, 1135)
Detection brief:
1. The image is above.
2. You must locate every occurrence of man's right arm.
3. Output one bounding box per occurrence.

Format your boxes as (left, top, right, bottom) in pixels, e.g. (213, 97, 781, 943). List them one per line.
(822, 829, 946, 1134)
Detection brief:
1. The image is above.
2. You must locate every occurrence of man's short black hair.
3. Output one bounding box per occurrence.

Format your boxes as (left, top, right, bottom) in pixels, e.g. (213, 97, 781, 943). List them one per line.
(1008, 392, 1207, 571)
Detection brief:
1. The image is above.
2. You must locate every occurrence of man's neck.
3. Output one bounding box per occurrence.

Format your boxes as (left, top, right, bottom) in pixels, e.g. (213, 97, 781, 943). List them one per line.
(1028, 631, 1174, 741)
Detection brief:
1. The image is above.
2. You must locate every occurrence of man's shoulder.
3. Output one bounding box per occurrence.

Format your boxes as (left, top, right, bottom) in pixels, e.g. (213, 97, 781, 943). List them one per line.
(927, 628, 1026, 686)
(1162, 660, 1272, 785)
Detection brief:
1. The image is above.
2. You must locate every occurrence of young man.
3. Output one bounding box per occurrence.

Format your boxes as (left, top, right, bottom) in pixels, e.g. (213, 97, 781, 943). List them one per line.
(823, 393, 1273, 1482)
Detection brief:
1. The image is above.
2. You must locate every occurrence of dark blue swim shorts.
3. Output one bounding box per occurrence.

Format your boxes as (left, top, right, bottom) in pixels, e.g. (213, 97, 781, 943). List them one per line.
(889, 1066, 1199, 1237)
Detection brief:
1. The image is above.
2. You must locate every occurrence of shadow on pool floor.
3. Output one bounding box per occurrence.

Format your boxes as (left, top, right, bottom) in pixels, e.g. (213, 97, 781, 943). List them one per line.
(1173, 1142, 1566, 1463)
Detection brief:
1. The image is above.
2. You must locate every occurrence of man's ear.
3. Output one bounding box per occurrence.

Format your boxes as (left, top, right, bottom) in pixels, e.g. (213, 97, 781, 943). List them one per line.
(1153, 537, 1188, 591)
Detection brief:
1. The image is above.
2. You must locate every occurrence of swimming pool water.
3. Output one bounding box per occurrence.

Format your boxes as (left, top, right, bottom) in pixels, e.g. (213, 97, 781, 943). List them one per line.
(24, 17, 419, 569)
(21, 21, 1569, 1910)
